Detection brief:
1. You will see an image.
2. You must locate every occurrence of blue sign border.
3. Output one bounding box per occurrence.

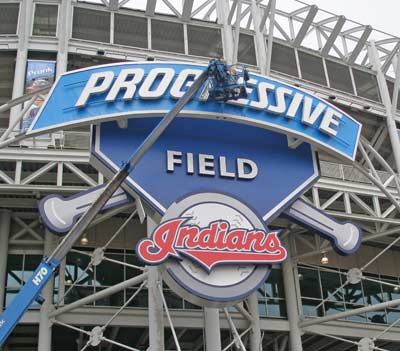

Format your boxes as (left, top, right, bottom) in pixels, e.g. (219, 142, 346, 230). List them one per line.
(26, 62, 361, 161)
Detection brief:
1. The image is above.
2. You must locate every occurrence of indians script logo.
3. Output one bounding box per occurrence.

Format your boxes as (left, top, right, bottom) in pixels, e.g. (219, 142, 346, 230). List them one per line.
(136, 192, 287, 306)
(137, 218, 286, 271)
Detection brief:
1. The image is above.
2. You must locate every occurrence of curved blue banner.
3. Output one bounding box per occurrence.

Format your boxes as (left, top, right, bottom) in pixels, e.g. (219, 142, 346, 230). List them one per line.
(27, 62, 361, 160)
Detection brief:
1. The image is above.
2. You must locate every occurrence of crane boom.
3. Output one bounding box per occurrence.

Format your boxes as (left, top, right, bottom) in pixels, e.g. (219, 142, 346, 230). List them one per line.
(0, 59, 248, 346)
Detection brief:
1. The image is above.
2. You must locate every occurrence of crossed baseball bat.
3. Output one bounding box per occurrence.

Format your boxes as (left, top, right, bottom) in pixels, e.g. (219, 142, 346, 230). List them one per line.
(39, 185, 361, 255)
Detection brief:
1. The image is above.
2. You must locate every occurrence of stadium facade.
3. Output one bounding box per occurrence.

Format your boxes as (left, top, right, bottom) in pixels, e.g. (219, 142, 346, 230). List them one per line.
(0, 0, 400, 350)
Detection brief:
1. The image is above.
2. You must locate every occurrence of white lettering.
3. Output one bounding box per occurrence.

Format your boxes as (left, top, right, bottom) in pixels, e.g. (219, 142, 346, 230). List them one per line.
(219, 156, 235, 178)
(237, 159, 258, 180)
(249, 81, 275, 110)
(286, 92, 304, 119)
(75, 71, 114, 107)
(187, 152, 194, 174)
(167, 150, 182, 172)
(301, 96, 326, 126)
(170, 69, 202, 99)
(105, 68, 144, 102)
(267, 87, 293, 114)
(32, 267, 48, 286)
(138, 68, 175, 99)
(319, 108, 342, 136)
(199, 154, 215, 176)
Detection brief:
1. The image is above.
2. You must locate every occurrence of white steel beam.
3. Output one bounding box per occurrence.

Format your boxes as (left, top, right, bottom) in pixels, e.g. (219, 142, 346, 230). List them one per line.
(293, 5, 318, 47)
(347, 25, 372, 64)
(181, 0, 194, 21)
(320, 16, 346, 56)
(368, 41, 400, 173)
(145, 0, 157, 16)
(147, 215, 164, 351)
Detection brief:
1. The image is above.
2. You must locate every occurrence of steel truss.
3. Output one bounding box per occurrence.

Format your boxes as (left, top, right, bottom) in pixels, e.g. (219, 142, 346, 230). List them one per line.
(1, 0, 400, 350)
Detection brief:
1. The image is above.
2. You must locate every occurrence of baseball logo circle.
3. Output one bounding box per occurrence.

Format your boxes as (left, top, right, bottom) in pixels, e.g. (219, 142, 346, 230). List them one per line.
(139, 192, 286, 307)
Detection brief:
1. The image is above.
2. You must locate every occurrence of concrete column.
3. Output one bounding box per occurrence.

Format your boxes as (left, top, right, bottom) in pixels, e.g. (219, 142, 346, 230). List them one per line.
(204, 308, 221, 351)
(282, 239, 303, 351)
(368, 41, 400, 173)
(56, 0, 73, 77)
(0, 211, 11, 312)
(250, 0, 268, 75)
(9, 0, 33, 128)
(215, 0, 234, 63)
(147, 215, 164, 351)
(38, 230, 56, 351)
(248, 293, 262, 351)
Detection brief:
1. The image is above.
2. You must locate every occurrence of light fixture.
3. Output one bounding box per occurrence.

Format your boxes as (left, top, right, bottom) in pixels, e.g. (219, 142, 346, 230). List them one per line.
(80, 233, 89, 246)
(394, 286, 400, 293)
(321, 252, 329, 265)
(298, 273, 303, 281)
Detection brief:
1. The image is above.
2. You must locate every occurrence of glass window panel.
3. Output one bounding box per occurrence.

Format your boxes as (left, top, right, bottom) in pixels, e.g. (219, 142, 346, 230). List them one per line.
(33, 4, 58, 37)
(126, 254, 144, 279)
(23, 255, 42, 281)
(63, 286, 95, 305)
(266, 299, 287, 318)
(164, 289, 184, 309)
(320, 270, 343, 302)
(257, 299, 267, 317)
(264, 269, 285, 298)
(0, 51, 16, 126)
(387, 309, 400, 324)
(72, 7, 110, 43)
(325, 59, 354, 94)
(298, 51, 327, 85)
(0, 3, 19, 35)
(353, 68, 380, 102)
(187, 25, 222, 58)
(95, 254, 124, 286)
(366, 310, 387, 324)
(127, 288, 148, 308)
(302, 298, 323, 317)
(114, 14, 147, 48)
(270, 42, 298, 77)
(345, 304, 367, 323)
(298, 267, 322, 299)
(238, 33, 257, 66)
(151, 19, 184, 54)
(6, 254, 23, 288)
(66, 252, 94, 286)
(324, 301, 345, 316)
(385, 80, 400, 111)
(381, 278, 400, 302)
(343, 282, 364, 304)
(362, 278, 383, 305)
(95, 288, 124, 307)
(183, 300, 202, 310)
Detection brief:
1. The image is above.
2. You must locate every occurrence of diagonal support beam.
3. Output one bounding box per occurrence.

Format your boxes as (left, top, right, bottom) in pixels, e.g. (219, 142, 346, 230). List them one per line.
(181, 0, 194, 21)
(347, 25, 372, 64)
(320, 15, 345, 56)
(145, 0, 157, 16)
(293, 5, 318, 47)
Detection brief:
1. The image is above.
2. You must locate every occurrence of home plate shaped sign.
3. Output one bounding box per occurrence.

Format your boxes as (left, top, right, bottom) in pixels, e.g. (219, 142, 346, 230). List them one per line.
(91, 117, 319, 223)
(35, 61, 362, 307)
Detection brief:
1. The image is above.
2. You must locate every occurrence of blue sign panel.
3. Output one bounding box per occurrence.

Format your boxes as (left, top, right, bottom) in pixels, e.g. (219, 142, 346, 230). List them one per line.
(91, 117, 319, 222)
(27, 62, 361, 160)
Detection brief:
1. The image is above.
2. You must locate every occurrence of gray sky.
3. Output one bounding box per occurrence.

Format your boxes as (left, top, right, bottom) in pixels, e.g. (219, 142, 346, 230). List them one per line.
(301, 0, 400, 38)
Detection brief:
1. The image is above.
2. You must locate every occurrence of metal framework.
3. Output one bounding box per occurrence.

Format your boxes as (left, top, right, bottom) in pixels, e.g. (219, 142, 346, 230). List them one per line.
(1, 0, 400, 350)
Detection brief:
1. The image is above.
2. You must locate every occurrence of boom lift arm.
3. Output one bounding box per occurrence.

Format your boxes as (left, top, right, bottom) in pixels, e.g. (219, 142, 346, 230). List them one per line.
(0, 59, 249, 346)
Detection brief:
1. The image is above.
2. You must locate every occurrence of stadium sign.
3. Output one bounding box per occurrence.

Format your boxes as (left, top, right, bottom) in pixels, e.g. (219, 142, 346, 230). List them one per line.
(37, 62, 362, 306)
(27, 62, 361, 160)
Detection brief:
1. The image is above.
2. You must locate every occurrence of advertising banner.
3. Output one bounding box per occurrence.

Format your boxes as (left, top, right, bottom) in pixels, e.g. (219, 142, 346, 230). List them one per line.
(21, 60, 56, 132)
